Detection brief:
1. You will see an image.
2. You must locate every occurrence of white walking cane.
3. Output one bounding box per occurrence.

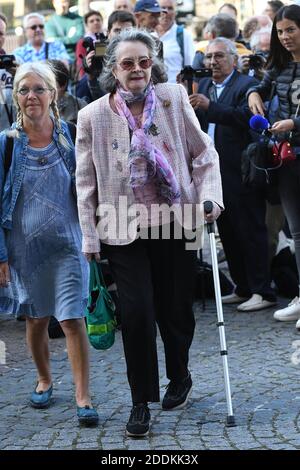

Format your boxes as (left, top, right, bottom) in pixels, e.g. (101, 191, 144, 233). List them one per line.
(204, 201, 236, 426)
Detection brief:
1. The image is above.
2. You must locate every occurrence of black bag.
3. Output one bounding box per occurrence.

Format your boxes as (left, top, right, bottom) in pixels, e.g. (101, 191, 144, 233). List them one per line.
(242, 81, 278, 190)
(241, 136, 279, 190)
(194, 259, 234, 299)
(271, 247, 299, 298)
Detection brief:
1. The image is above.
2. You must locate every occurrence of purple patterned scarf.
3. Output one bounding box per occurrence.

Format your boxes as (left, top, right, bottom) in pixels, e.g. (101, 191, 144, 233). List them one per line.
(114, 82, 180, 205)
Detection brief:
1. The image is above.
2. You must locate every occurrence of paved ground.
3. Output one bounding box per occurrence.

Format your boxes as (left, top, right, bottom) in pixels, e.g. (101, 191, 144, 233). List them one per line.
(1, 292, 300, 451)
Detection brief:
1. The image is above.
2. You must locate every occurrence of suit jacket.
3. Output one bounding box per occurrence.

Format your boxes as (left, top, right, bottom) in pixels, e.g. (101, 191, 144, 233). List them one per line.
(75, 83, 223, 252)
(196, 70, 258, 198)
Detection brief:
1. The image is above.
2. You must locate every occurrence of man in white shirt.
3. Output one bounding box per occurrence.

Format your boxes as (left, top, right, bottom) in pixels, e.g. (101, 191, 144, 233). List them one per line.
(157, 0, 195, 83)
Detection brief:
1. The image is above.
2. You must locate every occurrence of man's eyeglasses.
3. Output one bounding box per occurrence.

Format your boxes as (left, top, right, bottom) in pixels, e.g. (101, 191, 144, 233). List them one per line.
(118, 58, 153, 71)
(17, 86, 51, 96)
(27, 24, 44, 31)
(204, 52, 234, 61)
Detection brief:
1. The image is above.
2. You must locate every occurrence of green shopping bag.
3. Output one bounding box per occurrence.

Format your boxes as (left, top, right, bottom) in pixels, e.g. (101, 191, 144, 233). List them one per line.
(86, 260, 116, 350)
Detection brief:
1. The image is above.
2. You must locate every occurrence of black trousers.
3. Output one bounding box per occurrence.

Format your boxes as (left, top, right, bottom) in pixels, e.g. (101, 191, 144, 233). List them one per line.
(102, 226, 197, 404)
(217, 187, 274, 299)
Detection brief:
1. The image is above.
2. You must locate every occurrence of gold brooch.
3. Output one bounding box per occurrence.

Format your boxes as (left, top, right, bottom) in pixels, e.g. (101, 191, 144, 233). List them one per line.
(163, 100, 171, 108)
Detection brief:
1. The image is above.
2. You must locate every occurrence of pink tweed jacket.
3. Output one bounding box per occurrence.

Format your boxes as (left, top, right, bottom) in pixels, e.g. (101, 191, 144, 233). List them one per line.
(75, 83, 223, 253)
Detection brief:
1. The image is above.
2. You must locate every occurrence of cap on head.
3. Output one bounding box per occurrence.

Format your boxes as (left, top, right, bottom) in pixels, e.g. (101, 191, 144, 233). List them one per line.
(134, 0, 161, 13)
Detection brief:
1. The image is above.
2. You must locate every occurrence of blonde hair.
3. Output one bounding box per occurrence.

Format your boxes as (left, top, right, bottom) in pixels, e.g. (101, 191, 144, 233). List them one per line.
(10, 62, 70, 149)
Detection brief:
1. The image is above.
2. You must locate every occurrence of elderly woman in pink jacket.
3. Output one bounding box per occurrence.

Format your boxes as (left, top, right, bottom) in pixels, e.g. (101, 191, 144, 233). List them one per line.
(75, 28, 223, 438)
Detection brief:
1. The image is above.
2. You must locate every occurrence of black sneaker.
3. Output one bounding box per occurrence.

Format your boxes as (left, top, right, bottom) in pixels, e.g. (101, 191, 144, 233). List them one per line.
(126, 403, 150, 437)
(162, 373, 192, 410)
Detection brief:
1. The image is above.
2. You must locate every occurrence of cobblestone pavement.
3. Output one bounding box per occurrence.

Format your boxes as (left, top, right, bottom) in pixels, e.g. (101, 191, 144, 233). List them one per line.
(1, 294, 300, 451)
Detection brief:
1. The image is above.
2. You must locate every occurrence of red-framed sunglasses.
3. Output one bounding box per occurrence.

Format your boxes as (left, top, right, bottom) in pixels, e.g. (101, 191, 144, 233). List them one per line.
(118, 58, 153, 71)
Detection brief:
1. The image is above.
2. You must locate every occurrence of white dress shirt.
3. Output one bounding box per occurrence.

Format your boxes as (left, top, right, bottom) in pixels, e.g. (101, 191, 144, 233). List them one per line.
(160, 22, 195, 84)
(207, 70, 235, 142)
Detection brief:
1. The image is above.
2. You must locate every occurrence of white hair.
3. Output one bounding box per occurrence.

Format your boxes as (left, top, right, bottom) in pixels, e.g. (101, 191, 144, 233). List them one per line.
(250, 27, 271, 51)
(23, 12, 45, 29)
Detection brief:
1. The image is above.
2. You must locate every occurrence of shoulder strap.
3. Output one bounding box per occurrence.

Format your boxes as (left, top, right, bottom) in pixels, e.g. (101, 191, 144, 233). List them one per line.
(266, 81, 276, 116)
(66, 121, 76, 144)
(176, 25, 185, 64)
(45, 41, 49, 60)
(4, 136, 13, 176)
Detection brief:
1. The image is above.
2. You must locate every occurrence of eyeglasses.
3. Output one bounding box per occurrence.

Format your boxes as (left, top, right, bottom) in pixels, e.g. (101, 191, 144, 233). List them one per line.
(118, 58, 153, 71)
(27, 24, 44, 31)
(204, 52, 234, 61)
(17, 86, 52, 96)
(161, 6, 175, 12)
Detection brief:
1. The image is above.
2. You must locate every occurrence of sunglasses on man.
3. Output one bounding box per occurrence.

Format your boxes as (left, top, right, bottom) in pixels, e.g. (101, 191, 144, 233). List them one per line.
(27, 24, 44, 31)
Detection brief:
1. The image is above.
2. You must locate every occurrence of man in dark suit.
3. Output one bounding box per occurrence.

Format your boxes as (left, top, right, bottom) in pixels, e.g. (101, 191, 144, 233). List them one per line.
(189, 37, 276, 311)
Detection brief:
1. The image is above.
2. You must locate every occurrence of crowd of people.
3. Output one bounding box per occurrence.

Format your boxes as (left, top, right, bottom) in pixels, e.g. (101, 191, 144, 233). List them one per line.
(0, 0, 300, 437)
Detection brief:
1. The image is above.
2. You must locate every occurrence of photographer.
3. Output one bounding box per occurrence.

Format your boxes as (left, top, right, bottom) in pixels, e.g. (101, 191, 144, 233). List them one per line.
(0, 13, 15, 131)
(190, 37, 276, 312)
(76, 10, 136, 103)
(75, 11, 104, 79)
(239, 28, 271, 80)
(192, 13, 250, 84)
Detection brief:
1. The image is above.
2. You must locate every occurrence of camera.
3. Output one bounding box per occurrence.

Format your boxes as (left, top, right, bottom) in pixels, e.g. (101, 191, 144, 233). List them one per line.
(0, 54, 16, 70)
(82, 33, 108, 74)
(248, 53, 266, 70)
(180, 66, 213, 94)
(181, 66, 212, 81)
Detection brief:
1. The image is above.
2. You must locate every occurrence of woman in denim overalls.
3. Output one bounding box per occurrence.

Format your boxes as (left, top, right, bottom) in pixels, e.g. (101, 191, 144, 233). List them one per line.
(0, 63, 98, 425)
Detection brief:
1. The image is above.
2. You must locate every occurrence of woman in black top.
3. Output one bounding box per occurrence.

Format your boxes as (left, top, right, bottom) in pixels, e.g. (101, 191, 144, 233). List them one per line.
(248, 4, 300, 328)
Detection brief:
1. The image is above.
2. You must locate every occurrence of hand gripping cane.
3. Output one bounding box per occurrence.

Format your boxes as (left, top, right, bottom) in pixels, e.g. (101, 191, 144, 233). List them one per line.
(204, 201, 236, 427)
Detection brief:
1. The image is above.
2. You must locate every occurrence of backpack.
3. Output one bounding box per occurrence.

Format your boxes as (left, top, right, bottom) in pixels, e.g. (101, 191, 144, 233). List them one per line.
(176, 25, 185, 65)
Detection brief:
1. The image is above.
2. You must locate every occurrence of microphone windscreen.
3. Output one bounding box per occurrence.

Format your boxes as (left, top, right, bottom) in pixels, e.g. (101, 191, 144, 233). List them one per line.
(249, 115, 270, 131)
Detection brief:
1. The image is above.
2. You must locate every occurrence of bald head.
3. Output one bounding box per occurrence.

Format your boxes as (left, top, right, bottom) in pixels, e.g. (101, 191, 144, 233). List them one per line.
(114, 0, 133, 12)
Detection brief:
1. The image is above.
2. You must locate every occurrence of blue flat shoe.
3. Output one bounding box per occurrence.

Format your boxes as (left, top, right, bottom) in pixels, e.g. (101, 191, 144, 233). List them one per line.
(77, 405, 99, 426)
(30, 384, 53, 409)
